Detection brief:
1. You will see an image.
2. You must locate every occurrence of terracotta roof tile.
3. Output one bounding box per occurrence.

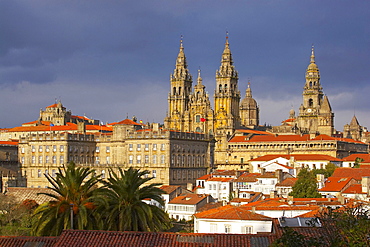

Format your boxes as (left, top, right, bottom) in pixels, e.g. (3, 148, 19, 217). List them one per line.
(194, 205, 272, 221)
(331, 167, 370, 181)
(6, 187, 58, 205)
(0, 141, 18, 146)
(275, 178, 298, 187)
(168, 194, 209, 205)
(0, 236, 57, 247)
(342, 153, 370, 161)
(249, 154, 341, 162)
(54, 229, 278, 247)
(318, 177, 354, 192)
(342, 184, 366, 194)
(160, 185, 181, 194)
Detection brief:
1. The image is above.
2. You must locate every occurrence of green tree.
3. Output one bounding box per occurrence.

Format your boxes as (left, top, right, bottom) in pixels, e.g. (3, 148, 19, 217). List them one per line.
(271, 227, 325, 247)
(312, 162, 337, 178)
(353, 157, 364, 168)
(31, 162, 105, 236)
(289, 168, 321, 198)
(100, 167, 171, 232)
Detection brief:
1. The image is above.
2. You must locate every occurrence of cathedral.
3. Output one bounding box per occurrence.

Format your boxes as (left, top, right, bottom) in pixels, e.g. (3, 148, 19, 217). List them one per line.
(164, 37, 259, 139)
(164, 38, 334, 140)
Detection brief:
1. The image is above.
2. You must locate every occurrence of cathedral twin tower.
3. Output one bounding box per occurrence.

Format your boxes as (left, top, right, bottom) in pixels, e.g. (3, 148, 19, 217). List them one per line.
(164, 36, 259, 136)
(164, 37, 334, 138)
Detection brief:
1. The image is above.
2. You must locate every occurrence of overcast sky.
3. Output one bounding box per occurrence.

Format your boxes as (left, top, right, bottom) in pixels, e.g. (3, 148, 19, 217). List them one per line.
(1, 1, 369, 131)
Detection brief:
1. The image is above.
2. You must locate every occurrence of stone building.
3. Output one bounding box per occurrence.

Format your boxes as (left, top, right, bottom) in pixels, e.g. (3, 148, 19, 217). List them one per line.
(17, 119, 215, 188)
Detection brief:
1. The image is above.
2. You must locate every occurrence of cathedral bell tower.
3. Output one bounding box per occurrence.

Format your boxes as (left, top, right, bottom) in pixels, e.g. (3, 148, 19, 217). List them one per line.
(240, 82, 259, 128)
(297, 46, 334, 136)
(214, 35, 241, 133)
(164, 38, 193, 131)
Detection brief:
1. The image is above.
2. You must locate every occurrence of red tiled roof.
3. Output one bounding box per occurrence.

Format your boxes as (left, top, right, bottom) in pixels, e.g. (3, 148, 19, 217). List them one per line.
(331, 167, 370, 181)
(318, 177, 354, 192)
(46, 103, 58, 108)
(0, 141, 18, 146)
(233, 173, 260, 182)
(53, 229, 278, 247)
(249, 154, 341, 162)
(282, 118, 295, 123)
(168, 194, 209, 205)
(160, 185, 181, 194)
(194, 204, 272, 221)
(196, 174, 212, 180)
(6, 187, 58, 204)
(230, 134, 311, 143)
(342, 153, 370, 162)
(342, 184, 366, 194)
(0, 236, 57, 247)
(276, 178, 298, 187)
(207, 177, 234, 182)
(312, 134, 366, 144)
(71, 115, 90, 121)
(110, 119, 142, 126)
(235, 129, 274, 135)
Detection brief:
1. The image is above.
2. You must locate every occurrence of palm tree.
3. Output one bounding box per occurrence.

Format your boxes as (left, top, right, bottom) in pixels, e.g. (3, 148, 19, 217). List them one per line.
(31, 162, 105, 236)
(101, 167, 171, 232)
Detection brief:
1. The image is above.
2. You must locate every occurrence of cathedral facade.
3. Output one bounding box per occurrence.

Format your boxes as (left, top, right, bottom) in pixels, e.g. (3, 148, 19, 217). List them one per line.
(164, 37, 259, 139)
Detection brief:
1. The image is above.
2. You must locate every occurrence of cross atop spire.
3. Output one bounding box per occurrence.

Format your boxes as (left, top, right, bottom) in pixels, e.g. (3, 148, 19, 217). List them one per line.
(310, 44, 315, 64)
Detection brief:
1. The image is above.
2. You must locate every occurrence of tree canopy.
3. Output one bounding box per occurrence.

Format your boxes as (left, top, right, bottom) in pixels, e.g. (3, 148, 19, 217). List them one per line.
(289, 168, 321, 198)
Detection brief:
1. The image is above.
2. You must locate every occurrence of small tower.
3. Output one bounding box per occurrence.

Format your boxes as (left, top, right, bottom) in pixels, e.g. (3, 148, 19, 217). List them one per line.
(214, 34, 241, 133)
(297, 46, 334, 136)
(186, 69, 214, 133)
(164, 37, 193, 131)
(240, 82, 259, 128)
(343, 115, 362, 141)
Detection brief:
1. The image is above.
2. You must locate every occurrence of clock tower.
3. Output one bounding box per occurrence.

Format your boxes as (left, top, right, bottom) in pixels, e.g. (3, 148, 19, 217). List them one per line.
(297, 46, 334, 136)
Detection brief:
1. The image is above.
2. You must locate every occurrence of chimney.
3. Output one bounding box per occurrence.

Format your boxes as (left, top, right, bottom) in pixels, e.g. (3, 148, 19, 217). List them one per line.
(187, 183, 193, 192)
(251, 206, 256, 214)
(275, 169, 283, 183)
(361, 176, 370, 194)
(260, 168, 266, 175)
(270, 190, 277, 199)
(152, 123, 159, 132)
(77, 121, 86, 133)
(287, 195, 293, 205)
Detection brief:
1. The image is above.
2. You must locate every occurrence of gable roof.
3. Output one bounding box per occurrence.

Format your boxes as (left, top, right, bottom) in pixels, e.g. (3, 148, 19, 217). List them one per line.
(249, 154, 341, 162)
(342, 153, 370, 162)
(160, 185, 181, 194)
(53, 230, 277, 247)
(331, 167, 370, 180)
(275, 178, 298, 187)
(194, 205, 272, 221)
(6, 187, 57, 205)
(318, 177, 354, 192)
(168, 194, 209, 205)
(342, 184, 366, 194)
(0, 236, 57, 247)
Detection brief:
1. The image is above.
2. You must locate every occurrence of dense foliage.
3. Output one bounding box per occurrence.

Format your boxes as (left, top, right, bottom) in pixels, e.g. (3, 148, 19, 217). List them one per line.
(289, 168, 322, 198)
(30, 162, 170, 236)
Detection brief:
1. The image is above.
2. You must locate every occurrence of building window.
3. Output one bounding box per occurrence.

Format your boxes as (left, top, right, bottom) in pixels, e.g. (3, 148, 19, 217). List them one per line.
(210, 223, 217, 233)
(195, 115, 200, 123)
(45, 145, 50, 152)
(153, 155, 157, 164)
(45, 156, 50, 164)
(95, 156, 100, 164)
(52, 169, 56, 177)
(60, 145, 64, 152)
(152, 170, 156, 178)
(145, 155, 149, 164)
(101, 170, 105, 179)
(224, 224, 231, 233)
(160, 144, 165, 151)
(137, 144, 141, 151)
(38, 156, 43, 164)
(160, 155, 165, 164)
(96, 146, 100, 153)
(106, 156, 110, 164)
(60, 156, 64, 164)
(52, 156, 57, 164)
(21, 156, 25, 164)
(39, 146, 43, 152)
(53, 145, 57, 152)
(145, 144, 149, 151)
(242, 226, 252, 234)
(129, 155, 133, 164)
(31, 146, 36, 152)
(21, 147, 25, 154)
(129, 144, 133, 151)
(153, 144, 157, 151)
(137, 155, 141, 164)
(38, 169, 42, 178)
(106, 147, 110, 153)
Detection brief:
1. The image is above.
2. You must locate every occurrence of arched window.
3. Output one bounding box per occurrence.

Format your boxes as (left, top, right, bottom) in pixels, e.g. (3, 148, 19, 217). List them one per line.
(173, 87, 176, 95)
(308, 99, 313, 107)
(179, 87, 181, 94)
(195, 127, 202, 132)
(195, 115, 200, 123)
(219, 84, 222, 92)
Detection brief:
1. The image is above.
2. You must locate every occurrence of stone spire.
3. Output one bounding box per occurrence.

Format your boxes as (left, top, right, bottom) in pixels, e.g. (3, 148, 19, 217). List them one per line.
(171, 37, 192, 81)
(305, 45, 321, 89)
(216, 34, 238, 79)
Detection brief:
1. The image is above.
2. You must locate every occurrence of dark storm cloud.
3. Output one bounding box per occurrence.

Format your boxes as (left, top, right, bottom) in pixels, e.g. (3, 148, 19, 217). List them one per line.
(0, 0, 369, 130)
